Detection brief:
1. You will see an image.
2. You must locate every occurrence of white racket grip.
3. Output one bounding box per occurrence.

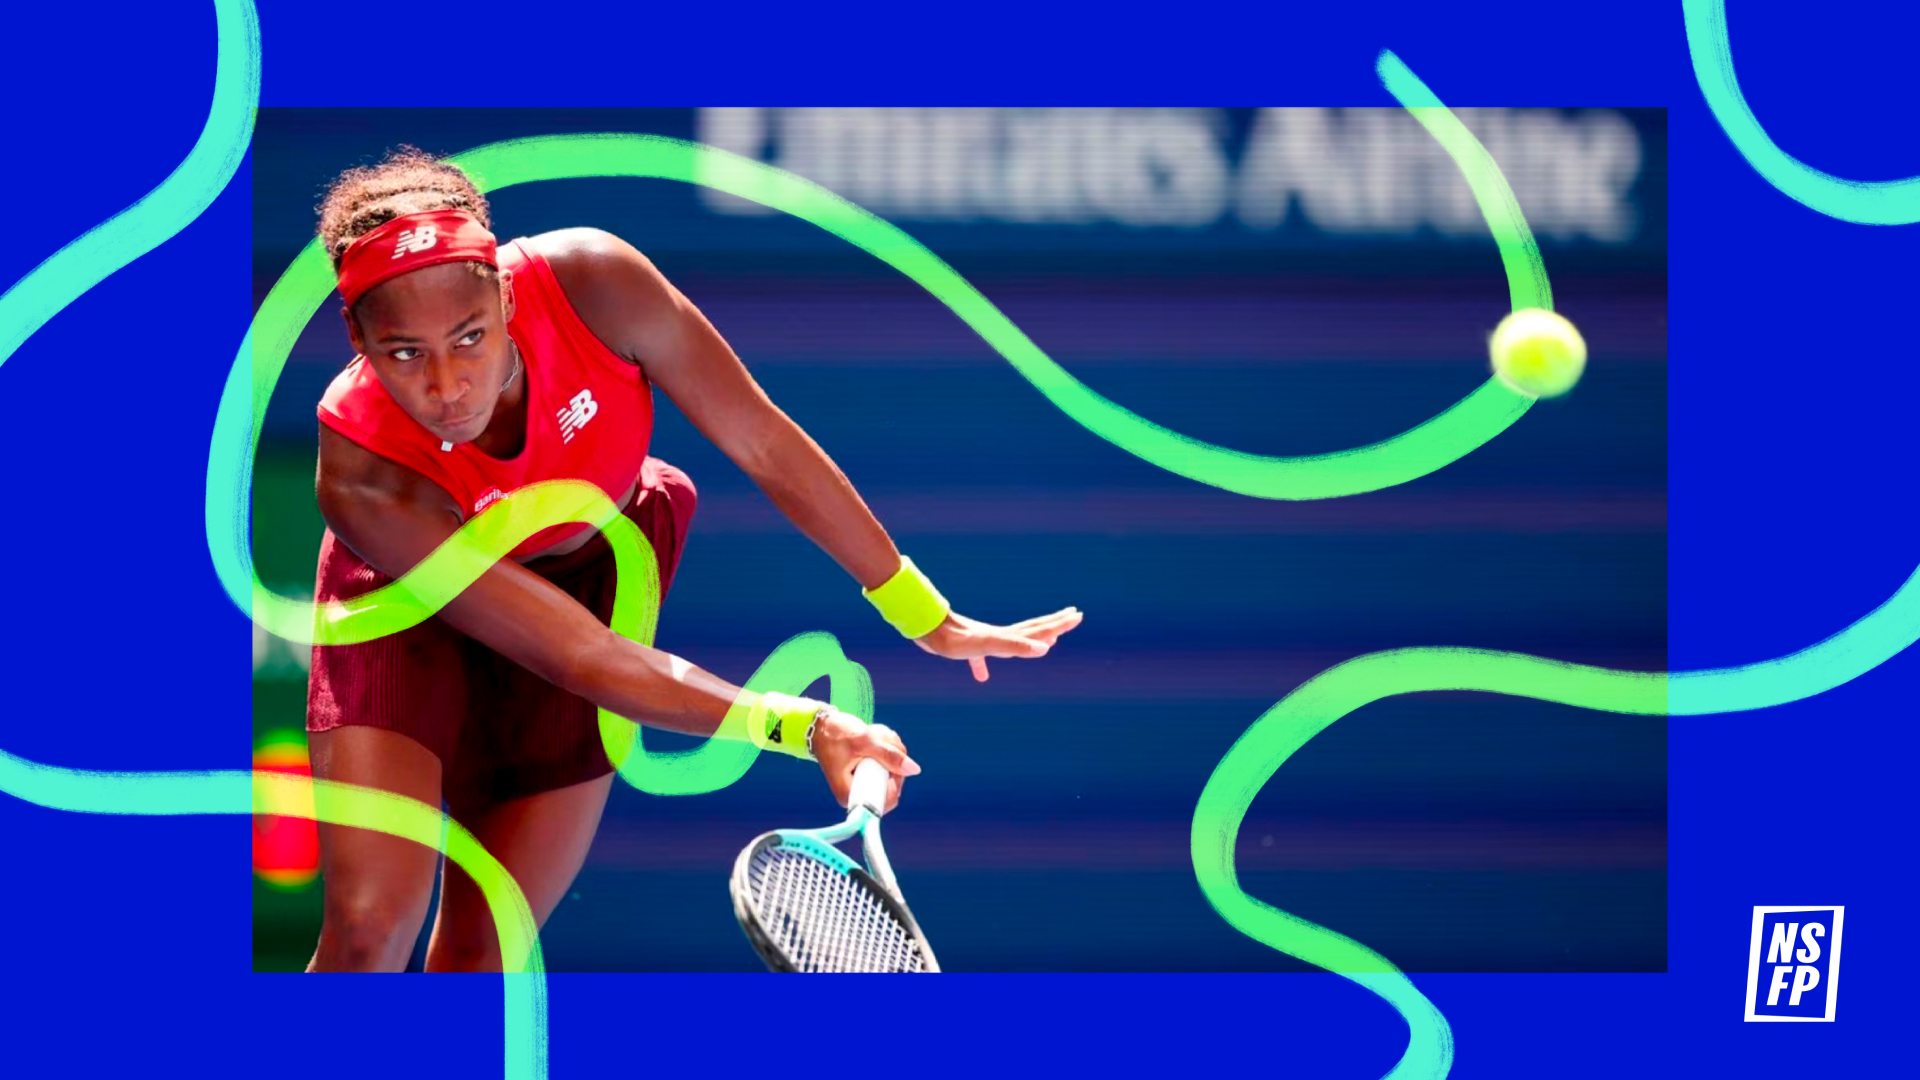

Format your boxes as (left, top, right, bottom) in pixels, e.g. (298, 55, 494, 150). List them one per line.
(848, 757, 891, 816)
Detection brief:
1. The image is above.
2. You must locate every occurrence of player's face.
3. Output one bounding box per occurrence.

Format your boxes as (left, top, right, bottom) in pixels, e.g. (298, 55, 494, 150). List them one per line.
(346, 263, 515, 446)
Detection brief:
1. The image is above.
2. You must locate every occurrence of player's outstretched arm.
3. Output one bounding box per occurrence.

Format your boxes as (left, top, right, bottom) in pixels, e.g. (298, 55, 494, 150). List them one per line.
(540, 227, 1083, 680)
(317, 425, 738, 734)
(317, 425, 919, 799)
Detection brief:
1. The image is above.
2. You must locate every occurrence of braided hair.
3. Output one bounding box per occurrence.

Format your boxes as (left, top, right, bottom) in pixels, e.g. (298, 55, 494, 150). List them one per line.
(317, 146, 498, 298)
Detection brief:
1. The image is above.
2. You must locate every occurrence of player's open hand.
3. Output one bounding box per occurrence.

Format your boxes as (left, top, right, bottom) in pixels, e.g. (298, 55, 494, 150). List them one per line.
(810, 708, 919, 813)
(913, 607, 1083, 682)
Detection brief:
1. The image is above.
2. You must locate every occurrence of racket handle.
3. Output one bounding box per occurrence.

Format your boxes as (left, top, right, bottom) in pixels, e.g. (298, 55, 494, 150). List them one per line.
(848, 757, 891, 815)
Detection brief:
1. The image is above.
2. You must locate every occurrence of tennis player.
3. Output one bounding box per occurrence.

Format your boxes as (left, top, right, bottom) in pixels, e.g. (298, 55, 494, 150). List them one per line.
(301, 148, 1081, 972)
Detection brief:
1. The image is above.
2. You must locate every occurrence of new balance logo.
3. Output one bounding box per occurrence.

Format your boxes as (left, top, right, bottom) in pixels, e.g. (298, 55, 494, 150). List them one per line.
(1746, 906, 1843, 1021)
(557, 389, 598, 444)
(392, 225, 439, 258)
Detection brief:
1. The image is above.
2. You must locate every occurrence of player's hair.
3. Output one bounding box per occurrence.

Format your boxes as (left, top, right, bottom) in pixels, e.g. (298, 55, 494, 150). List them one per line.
(317, 146, 497, 289)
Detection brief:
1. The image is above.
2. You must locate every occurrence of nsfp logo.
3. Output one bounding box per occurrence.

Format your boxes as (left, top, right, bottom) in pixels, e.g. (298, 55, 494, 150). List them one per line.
(1745, 906, 1843, 1021)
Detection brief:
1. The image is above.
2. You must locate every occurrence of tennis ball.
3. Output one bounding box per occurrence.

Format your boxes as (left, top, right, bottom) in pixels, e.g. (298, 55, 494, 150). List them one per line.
(1489, 308, 1587, 399)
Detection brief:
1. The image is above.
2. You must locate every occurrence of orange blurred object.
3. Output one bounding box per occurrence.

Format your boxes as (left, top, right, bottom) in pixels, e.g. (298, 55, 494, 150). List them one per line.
(253, 734, 319, 889)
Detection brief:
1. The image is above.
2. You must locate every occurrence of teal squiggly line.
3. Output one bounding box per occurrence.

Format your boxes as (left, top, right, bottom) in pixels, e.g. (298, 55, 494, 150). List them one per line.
(202, 46, 1557, 1079)
(0, 750, 548, 1078)
(0, 0, 258, 371)
(0, 5, 548, 1078)
(1684, 0, 1920, 225)
(1194, 650, 1666, 1080)
(1671, 561, 1920, 713)
(1675, 0, 1920, 697)
(1194, 565, 1920, 1077)
(1196, 560, 1920, 1078)
(1172, 50, 1552, 1079)
(1193, 42, 1920, 1080)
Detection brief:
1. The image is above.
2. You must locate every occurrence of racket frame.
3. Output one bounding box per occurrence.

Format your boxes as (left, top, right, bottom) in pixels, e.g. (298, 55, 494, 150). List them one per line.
(728, 761, 940, 973)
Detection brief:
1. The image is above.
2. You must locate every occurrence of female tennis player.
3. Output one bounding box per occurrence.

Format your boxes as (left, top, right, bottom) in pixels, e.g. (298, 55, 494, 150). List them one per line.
(302, 148, 1081, 973)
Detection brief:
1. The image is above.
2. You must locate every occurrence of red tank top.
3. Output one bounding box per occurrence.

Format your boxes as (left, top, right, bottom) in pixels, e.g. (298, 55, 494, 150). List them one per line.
(317, 239, 653, 559)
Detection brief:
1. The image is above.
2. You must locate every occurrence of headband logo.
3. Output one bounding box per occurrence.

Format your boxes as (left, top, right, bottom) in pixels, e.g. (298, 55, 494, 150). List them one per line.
(391, 225, 440, 259)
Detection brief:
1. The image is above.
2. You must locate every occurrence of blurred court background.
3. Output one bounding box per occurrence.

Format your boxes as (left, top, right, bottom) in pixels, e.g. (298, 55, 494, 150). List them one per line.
(251, 108, 1666, 972)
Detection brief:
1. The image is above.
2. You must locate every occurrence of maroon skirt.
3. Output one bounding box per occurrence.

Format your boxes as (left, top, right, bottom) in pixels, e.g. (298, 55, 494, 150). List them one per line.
(306, 457, 697, 813)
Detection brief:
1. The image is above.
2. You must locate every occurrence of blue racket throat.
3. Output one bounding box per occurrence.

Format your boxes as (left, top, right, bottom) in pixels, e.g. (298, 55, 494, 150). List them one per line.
(772, 830, 860, 873)
(730, 759, 940, 972)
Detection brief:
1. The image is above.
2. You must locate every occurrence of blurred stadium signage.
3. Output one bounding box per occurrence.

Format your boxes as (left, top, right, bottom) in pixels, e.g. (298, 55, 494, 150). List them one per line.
(698, 107, 1643, 243)
(253, 107, 1665, 289)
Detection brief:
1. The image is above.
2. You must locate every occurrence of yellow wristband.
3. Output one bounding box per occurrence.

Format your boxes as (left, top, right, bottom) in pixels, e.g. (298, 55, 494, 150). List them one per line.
(862, 556, 951, 639)
(746, 691, 820, 761)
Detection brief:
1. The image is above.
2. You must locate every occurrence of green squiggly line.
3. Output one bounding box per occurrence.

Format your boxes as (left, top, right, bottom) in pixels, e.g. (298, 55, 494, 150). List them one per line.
(600, 630, 878, 795)
(246, 476, 872, 794)
(0, 0, 258, 371)
(1195, 575, 1920, 1076)
(0, 752, 547, 1079)
(1683, 0, 1920, 225)
(451, 122, 1534, 501)
(1194, 43, 1920, 1080)
(192, 50, 1551, 1070)
(1192, 650, 1665, 1079)
(208, 53, 1552, 793)
(1196, 564, 1920, 1079)
(203, 59, 1557, 829)
(1196, 581, 1920, 1073)
(1377, 52, 1551, 313)
(211, 70, 1545, 613)
(0, 8, 544, 1079)
(1172, 49, 1568, 1079)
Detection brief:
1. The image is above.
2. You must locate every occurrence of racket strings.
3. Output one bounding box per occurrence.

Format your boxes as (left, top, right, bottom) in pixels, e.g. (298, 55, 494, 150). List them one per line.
(748, 845, 925, 973)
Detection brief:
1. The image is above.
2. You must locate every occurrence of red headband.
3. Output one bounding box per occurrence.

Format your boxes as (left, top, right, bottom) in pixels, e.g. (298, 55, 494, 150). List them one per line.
(335, 209, 499, 306)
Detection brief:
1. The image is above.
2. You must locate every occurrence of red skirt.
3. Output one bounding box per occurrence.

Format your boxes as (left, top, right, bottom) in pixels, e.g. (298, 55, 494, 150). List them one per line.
(306, 457, 697, 813)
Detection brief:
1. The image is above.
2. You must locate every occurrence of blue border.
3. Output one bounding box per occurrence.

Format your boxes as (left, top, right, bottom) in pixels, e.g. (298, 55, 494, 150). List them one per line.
(2, 0, 1910, 1075)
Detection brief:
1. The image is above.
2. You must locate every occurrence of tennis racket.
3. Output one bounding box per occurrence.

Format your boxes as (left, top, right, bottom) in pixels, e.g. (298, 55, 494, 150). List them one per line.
(729, 757, 940, 973)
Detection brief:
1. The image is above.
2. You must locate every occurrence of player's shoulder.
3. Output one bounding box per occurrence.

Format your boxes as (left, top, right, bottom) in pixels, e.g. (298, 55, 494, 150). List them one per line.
(318, 355, 374, 412)
(522, 228, 675, 360)
(523, 227, 656, 279)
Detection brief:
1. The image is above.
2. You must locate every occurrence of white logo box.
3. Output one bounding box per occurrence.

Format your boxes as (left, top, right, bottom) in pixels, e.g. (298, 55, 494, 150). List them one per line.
(1745, 905, 1844, 1022)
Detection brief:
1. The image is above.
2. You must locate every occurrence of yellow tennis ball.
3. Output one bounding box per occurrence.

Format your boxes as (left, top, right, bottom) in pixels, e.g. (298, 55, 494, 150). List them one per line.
(1489, 308, 1587, 399)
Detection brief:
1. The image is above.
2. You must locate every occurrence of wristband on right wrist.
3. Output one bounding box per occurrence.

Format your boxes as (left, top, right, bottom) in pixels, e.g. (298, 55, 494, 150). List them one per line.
(746, 691, 820, 761)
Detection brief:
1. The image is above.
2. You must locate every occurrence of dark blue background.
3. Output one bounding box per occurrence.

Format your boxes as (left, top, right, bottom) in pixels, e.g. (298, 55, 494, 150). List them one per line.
(0, 0, 1909, 1077)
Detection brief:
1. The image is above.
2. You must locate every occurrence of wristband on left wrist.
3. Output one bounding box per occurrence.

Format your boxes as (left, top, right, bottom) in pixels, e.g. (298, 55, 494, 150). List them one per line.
(863, 555, 951, 639)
